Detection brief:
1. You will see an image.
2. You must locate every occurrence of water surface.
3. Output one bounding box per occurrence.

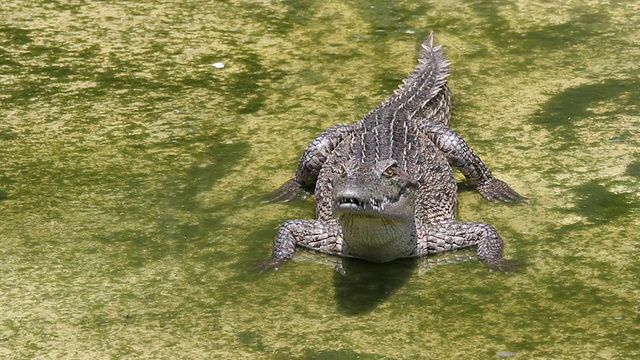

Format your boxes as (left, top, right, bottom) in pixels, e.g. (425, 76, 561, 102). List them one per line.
(1, 1, 638, 359)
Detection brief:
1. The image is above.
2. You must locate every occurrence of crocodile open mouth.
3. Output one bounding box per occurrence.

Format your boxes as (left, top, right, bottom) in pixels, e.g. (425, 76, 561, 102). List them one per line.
(333, 197, 383, 213)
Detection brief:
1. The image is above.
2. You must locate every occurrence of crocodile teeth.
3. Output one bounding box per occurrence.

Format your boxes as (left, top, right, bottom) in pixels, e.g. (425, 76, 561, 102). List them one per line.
(338, 198, 365, 207)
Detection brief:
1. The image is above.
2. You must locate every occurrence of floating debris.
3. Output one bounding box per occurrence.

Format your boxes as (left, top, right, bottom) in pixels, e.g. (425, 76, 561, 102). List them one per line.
(212, 62, 225, 68)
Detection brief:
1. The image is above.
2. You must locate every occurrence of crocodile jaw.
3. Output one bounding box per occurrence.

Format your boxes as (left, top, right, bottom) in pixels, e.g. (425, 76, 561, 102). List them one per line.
(335, 213, 415, 262)
(332, 189, 416, 262)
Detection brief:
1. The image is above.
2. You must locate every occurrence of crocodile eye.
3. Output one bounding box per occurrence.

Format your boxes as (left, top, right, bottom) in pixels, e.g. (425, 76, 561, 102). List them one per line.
(338, 164, 347, 176)
(383, 166, 395, 178)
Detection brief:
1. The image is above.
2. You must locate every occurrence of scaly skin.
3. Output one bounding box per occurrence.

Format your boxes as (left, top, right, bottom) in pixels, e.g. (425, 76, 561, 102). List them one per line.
(262, 33, 526, 272)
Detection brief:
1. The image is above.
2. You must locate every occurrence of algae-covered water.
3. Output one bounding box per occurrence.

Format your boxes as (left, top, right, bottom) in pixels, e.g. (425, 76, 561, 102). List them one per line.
(1, 1, 638, 359)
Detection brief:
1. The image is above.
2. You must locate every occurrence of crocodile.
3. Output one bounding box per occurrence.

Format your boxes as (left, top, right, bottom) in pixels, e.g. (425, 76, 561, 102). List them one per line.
(261, 33, 526, 272)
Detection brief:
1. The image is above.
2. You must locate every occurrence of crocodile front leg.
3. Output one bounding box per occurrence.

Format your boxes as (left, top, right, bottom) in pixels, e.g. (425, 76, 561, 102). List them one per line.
(269, 124, 353, 202)
(414, 220, 517, 272)
(258, 219, 346, 271)
(420, 121, 526, 202)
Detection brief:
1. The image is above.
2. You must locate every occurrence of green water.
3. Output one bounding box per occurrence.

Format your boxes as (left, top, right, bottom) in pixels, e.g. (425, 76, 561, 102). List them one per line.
(1, 1, 638, 359)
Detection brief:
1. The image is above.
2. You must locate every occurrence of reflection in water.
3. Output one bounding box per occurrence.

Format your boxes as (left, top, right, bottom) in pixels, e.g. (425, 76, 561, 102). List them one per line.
(332, 250, 477, 315)
(334, 258, 417, 316)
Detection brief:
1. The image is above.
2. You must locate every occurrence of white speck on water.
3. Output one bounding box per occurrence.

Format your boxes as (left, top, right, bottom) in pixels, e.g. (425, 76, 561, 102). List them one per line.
(557, 215, 582, 226)
(405, 29, 416, 34)
(212, 62, 225, 68)
(614, 316, 623, 320)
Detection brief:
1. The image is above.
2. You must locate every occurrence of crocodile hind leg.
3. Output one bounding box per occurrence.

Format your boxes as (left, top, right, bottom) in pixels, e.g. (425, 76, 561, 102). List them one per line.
(419, 121, 527, 202)
(258, 219, 346, 271)
(268, 124, 353, 202)
(414, 220, 517, 272)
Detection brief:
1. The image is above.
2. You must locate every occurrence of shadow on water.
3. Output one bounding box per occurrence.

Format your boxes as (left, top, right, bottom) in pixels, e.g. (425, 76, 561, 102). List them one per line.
(333, 257, 417, 316)
(626, 159, 640, 178)
(532, 78, 639, 146)
(560, 180, 638, 231)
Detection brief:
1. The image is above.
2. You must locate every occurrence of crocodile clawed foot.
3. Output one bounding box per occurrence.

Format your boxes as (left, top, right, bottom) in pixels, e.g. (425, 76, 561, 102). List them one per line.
(483, 257, 522, 273)
(477, 178, 528, 203)
(265, 179, 313, 203)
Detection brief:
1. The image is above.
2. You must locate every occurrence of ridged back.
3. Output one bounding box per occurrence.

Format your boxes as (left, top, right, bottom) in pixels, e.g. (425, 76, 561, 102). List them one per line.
(348, 33, 452, 166)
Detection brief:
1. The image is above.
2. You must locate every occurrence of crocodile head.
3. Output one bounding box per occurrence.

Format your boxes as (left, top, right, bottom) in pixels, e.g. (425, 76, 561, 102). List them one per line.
(331, 159, 418, 261)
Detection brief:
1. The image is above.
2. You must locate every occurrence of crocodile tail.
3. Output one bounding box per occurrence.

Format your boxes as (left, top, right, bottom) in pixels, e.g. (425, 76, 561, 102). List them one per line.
(386, 32, 451, 123)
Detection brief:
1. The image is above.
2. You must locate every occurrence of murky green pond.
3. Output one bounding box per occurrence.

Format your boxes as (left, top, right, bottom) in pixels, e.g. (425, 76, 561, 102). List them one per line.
(1, 1, 638, 359)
